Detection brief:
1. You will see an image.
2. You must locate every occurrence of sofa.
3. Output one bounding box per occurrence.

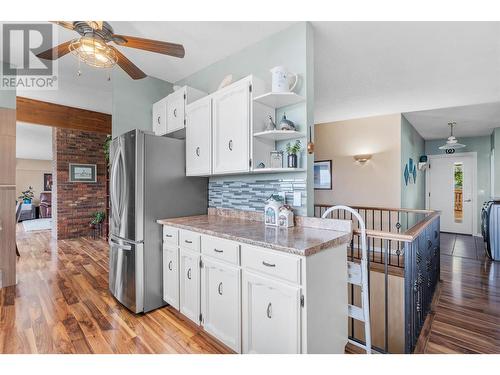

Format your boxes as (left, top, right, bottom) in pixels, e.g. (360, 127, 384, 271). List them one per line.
(39, 192, 52, 218)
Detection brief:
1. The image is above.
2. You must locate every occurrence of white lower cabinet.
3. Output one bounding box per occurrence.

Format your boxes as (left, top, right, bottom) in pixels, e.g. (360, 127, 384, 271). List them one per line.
(242, 270, 301, 354)
(179, 248, 201, 324)
(201, 257, 241, 352)
(163, 245, 179, 309)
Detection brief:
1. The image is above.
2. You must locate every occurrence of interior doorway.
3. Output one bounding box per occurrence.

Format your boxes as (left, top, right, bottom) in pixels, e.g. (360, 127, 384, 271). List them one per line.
(426, 153, 476, 235)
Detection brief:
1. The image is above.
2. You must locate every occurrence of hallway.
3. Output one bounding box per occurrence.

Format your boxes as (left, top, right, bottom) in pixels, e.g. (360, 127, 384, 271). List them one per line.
(415, 233, 500, 353)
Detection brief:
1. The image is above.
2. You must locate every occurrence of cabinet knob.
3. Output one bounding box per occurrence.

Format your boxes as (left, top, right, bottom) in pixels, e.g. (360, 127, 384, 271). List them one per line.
(266, 302, 272, 319)
(168, 260, 173, 271)
(173, 108, 177, 118)
(196, 147, 200, 157)
(228, 140, 233, 151)
(187, 268, 192, 280)
(218, 282, 223, 296)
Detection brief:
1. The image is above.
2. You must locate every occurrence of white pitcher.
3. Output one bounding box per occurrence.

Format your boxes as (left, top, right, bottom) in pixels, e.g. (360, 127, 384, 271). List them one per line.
(270, 66, 298, 93)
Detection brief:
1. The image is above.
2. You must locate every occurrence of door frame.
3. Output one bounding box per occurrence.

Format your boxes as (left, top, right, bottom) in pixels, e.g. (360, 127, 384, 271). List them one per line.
(425, 152, 478, 236)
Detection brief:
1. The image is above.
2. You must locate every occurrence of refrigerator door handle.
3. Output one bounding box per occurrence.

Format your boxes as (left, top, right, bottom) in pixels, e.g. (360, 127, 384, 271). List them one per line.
(110, 142, 121, 224)
(109, 236, 132, 251)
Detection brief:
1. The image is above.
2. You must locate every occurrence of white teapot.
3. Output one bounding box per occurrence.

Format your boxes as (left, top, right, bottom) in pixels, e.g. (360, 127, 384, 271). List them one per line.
(270, 66, 298, 93)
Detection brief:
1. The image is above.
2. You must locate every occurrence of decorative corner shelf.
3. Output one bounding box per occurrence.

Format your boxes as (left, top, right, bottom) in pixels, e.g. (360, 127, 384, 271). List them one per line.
(253, 92, 305, 108)
(251, 167, 305, 174)
(253, 130, 306, 141)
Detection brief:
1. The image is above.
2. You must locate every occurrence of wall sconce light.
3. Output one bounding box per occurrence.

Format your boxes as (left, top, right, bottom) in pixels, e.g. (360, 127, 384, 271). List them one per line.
(354, 154, 372, 163)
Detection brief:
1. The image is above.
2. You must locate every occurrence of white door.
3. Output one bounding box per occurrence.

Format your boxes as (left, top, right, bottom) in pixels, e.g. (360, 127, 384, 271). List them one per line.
(152, 98, 167, 135)
(186, 97, 212, 176)
(212, 79, 251, 174)
(427, 154, 475, 234)
(166, 89, 186, 133)
(162, 245, 179, 309)
(201, 258, 241, 352)
(242, 271, 301, 354)
(179, 248, 200, 324)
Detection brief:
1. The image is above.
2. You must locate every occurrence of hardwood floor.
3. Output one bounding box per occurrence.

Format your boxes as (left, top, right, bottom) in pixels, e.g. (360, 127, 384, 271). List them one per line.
(415, 233, 500, 354)
(0, 225, 231, 354)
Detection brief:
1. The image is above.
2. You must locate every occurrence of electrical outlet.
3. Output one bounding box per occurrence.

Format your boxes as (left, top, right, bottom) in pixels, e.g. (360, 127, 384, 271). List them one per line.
(293, 192, 301, 207)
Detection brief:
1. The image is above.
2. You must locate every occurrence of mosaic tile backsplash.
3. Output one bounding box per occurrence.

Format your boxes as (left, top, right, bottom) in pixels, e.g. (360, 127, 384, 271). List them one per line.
(208, 178, 307, 216)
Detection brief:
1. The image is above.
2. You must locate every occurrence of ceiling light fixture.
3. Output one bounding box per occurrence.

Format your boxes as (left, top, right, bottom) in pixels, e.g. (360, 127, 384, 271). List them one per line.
(354, 154, 372, 163)
(438, 121, 466, 150)
(69, 35, 117, 69)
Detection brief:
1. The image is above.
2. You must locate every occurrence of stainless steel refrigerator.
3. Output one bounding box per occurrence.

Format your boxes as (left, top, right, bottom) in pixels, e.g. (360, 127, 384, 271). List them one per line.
(109, 129, 207, 313)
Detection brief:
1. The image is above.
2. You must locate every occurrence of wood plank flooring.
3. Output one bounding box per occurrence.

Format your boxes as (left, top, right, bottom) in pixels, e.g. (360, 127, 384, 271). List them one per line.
(0, 225, 231, 354)
(414, 233, 500, 354)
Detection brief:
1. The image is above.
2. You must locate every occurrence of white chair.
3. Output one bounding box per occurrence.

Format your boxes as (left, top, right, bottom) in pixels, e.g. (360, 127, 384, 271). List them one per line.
(322, 205, 372, 354)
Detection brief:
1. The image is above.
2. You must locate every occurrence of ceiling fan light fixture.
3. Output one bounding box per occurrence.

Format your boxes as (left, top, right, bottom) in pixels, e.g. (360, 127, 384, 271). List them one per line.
(69, 36, 117, 69)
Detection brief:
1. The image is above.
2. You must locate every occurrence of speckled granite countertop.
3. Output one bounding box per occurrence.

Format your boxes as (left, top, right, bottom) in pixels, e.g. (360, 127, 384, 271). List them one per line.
(157, 215, 352, 257)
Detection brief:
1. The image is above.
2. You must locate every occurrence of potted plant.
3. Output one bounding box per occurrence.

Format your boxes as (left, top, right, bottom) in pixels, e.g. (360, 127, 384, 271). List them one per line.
(19, 186, 35, 204)
(285, 140, 302, 168)
(90, 211, 106, 238)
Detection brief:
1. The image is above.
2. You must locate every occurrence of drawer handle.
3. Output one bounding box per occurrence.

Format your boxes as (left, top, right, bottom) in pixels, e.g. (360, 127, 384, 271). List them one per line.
(165, 234, 173, 238)
(168, 260, 173, 271)
(228, 140, 233, 151)
(187, 268, 192, 280)
(218, 282, 223, 295)
(262, 261, 276, 268)
(184, 239, 193, 244)
(214, 248, 224, 253)
(266, 303, 272, 319)
(196, 147, 200, 157)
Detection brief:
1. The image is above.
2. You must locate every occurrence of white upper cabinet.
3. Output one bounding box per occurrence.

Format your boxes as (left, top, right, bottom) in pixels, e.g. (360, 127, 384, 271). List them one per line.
(152, 97, 167, 136)
(186, 96, 212, 176)
(212, 78, 252, 174)
(152, 86, 206, 136)
(201, 257, 241, 353)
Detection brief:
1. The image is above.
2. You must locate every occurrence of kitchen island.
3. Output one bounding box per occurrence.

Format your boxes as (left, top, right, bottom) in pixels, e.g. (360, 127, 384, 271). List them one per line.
(157, 208, 352, 354)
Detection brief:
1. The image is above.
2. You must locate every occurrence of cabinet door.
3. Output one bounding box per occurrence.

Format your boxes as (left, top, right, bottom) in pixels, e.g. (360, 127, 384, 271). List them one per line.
(166, 89, 186, 133)
(179, 248, 200, 324)
(162, 245, 179, 309)
(212, 79, 251, 174)
(201, 258, 241, 352)
(186, 97, 212, 176)
(152, 98, 167, 135)
(242, 271, 301, 354)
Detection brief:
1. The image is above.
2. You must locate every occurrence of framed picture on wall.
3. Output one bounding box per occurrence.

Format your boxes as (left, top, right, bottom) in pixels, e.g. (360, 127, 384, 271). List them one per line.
(69, 163, 97, 183)
(314, 160, 332, 190)
(43, 173, 53, 191)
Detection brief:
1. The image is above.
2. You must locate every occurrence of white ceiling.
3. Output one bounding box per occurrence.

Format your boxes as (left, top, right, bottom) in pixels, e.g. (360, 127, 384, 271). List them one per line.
(313, 21, 500, 124)
(16, 122, 53, 160)
(403, 102, 500, 140)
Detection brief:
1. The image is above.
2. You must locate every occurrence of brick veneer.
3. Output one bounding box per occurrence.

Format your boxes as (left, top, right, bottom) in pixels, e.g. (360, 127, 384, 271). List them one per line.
(52, 127, 107, 239)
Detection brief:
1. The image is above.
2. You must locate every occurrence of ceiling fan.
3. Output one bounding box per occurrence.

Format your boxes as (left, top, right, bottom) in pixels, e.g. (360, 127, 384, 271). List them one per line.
(439, 121, 466, 150)
(37, 21, 185, 80)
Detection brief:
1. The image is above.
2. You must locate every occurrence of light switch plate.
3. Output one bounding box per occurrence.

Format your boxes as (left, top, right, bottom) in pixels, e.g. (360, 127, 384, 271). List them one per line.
(293, 192, 301, 207)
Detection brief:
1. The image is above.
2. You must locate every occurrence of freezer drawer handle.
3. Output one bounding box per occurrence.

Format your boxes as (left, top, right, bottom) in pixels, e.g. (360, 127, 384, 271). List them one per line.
(109, 238, 132, 251)
(262, 261, 276, 268)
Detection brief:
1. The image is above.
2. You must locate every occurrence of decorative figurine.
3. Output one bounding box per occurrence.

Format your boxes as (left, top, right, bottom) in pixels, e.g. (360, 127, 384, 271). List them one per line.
(265, 194, 284, 226)
(278, 205, 295, 228)
(266, 115, 277, 131)
(279, 113, 296, 131)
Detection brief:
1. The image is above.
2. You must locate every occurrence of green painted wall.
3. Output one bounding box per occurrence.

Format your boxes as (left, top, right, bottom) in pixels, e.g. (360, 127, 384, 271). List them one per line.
(425, 135, 491, 234)
(0, 62, 16, 109)
(176, 22, 313, 215)
(401, 115, 425, 209)
(112, 68, 173, 137)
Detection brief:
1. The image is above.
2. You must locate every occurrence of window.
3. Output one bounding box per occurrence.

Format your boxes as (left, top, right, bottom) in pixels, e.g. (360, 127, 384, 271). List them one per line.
(454, 163, 463, 222)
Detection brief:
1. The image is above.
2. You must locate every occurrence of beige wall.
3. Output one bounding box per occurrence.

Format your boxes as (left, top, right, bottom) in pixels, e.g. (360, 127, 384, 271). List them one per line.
(16, 158, 52, 205)
(315, 114, 402, 208)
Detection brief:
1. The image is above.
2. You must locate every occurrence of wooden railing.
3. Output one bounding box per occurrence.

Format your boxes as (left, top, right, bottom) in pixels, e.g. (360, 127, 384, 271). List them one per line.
(314, 204, 441, 353)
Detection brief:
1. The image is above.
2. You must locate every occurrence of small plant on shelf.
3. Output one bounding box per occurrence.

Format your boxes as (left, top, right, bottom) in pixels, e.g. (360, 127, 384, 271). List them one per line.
(18, 186, 34, 203)
(90, 211, 106, 225)
(285, 140, 302, 168)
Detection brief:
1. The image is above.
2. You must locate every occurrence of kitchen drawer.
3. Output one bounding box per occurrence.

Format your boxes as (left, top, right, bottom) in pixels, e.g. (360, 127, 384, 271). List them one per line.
(163, 226, 178, 246)
(241, 245, 301, 285)
(201, 235, 240, 265)
(180, 229, 201, 252)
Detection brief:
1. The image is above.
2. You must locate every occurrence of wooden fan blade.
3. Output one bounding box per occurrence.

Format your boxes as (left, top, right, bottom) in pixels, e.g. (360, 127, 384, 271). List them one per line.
(37, 40, 72, 60)
(111, 46, 147, 80)
(50, 21, 75, 30)
(113, 34, 185, 58)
